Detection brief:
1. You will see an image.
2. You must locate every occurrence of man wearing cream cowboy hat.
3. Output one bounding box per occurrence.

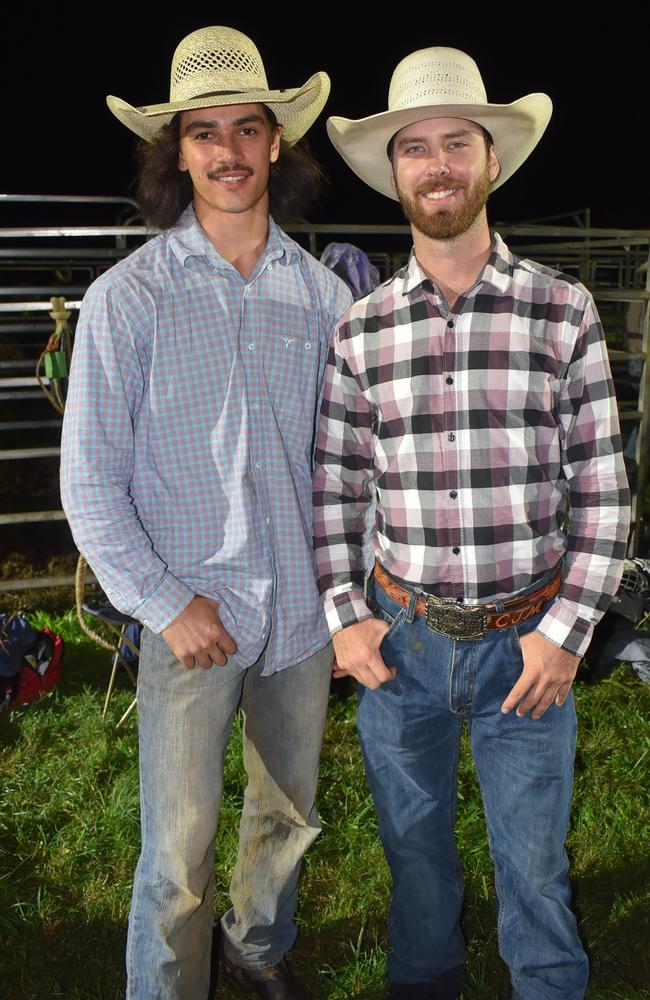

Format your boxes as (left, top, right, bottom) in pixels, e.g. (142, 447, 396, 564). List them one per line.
(61, 25, 351, 1000)
(313, 46, 629, 998)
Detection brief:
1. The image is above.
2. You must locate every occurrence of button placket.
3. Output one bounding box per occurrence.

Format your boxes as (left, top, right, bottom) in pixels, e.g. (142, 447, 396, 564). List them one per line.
(241, 282, 264, 500)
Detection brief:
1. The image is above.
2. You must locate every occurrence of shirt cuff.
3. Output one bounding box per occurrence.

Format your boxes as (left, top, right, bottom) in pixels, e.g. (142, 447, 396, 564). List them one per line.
(132, 573, 196, 633)
(536, 598, 595, 658)
(324, 585, 373, 635)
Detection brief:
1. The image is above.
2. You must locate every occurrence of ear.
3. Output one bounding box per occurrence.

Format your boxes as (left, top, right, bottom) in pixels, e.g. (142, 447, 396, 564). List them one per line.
(488, 145, 500, 183)
(389, 168, 397, 196)
(178, 145, 188, 173)
(270, 124, 283, 164)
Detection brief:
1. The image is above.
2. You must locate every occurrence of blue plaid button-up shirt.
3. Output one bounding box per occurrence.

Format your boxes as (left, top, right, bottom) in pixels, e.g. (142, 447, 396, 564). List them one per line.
(61, 206, 352, 673)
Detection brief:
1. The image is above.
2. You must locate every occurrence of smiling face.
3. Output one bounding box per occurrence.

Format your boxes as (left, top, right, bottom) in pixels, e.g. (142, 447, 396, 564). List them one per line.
(390, 116, 500, 241)
(177, 102, 282, 224)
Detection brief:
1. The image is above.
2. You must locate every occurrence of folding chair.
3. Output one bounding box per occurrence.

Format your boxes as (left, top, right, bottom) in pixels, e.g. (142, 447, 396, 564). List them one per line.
(75, 554, 140, 726)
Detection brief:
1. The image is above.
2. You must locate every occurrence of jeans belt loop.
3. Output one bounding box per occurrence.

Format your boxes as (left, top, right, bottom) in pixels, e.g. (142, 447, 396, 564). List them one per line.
(405, 589, 418, 624)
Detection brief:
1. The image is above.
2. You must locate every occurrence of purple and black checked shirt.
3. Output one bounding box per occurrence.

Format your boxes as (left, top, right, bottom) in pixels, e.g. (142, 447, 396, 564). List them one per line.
(313, 233, 630, 657)
(61, 206, 351, 674)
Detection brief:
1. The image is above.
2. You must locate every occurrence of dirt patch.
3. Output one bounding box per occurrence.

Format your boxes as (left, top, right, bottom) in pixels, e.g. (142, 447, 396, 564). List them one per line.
(0, 547, 101, 615)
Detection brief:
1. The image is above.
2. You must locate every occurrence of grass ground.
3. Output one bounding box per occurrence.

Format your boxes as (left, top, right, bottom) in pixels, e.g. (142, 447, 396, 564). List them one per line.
(1, 609, 649, 999)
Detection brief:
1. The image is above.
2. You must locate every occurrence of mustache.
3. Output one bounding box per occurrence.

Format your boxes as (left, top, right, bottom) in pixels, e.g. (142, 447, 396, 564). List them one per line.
(415, 180, 465, 196)
(207, 164, 254, 179)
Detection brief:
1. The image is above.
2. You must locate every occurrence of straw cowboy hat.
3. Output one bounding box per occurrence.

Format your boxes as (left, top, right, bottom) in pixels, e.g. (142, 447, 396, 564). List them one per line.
(107, 26, 330, 145)
(327, 46, 552, 199)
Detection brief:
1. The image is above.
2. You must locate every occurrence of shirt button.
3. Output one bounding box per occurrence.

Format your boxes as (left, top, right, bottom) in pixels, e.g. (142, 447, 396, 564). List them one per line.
(305, 341, 311, 349)
(143, 618, 151, 626)
(452, 546, 460, 555)
(449, 490, 458, 499)
(255, 461, 262, 469)
(448, 432, 455, 442)
(447, 319, 454, 328)
(248, 343, 254, 350)
(446, 375, 454, 385)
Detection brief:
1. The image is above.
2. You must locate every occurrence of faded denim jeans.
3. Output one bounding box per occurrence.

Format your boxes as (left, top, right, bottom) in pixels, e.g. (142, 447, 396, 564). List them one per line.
(126, 631, 333, 1000)
(357, 575, 589, 1000)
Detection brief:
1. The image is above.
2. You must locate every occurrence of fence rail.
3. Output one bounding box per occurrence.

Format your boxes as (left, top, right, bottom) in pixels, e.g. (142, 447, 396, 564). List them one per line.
(2, 196, 649, 588)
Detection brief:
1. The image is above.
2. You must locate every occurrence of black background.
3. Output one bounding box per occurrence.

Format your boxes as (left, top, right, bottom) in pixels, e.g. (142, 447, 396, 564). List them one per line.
(2, 4, 649, 231)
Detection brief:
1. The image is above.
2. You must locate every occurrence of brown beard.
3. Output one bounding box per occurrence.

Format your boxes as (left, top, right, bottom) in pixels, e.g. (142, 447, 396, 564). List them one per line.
(395, 164, 491, 240)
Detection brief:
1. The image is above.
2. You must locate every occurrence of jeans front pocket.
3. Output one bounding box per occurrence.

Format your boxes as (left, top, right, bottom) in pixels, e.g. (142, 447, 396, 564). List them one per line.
(508, 606, 548, 658)
(366, 595, 406, 639)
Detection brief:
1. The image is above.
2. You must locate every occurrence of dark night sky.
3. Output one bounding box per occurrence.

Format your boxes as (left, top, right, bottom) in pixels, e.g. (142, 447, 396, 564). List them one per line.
(3, 5, 648, 231)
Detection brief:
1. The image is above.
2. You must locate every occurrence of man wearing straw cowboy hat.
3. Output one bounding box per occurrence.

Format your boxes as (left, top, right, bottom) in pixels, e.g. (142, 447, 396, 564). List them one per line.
(313, 46, 629, 999)
(61, 25, 351, 1000)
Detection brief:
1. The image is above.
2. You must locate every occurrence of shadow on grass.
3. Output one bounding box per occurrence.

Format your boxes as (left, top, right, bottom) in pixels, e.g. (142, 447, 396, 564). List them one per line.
(462, 861, 650, 995)
(0, 708, 23, 748)
(1, 866, 647, 999)
(59, 636, 135, 700)
(293, 859, 649, 998)
(576, 857, 650, 992)
(2, 909, 127, 1000)
(0, 668, 137, 743)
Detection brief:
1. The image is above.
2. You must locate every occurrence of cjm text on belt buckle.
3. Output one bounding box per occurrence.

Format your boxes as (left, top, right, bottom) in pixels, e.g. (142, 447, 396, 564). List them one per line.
(425, 598, 488, 640)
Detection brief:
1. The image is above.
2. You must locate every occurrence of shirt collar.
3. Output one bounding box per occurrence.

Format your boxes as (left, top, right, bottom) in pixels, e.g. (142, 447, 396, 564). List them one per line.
(168, 204, 303, 273)
(480, 231, 517, 294)
(400, 230, 515, 300)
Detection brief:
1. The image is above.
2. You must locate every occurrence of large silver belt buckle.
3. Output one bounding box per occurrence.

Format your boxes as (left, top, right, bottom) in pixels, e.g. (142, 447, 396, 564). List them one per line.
(425, 598, 488, 640)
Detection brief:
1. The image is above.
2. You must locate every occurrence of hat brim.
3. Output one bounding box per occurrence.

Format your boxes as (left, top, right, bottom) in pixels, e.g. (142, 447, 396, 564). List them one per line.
(327, 93, 552, 199)
(107, 71, 330, 145)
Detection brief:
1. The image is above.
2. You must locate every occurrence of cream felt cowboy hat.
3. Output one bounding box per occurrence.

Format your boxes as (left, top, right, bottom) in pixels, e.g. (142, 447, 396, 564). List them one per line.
(327, 46, 552, 199)
(107, 26, 330, 145)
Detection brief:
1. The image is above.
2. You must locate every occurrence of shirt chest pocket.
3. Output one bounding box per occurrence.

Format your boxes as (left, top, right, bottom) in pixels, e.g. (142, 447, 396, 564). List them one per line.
(262, 318, 323, 419)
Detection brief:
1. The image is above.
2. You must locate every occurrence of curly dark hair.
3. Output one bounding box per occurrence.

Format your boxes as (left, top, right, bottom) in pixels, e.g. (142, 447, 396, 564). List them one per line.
(134, 105, 325, 229)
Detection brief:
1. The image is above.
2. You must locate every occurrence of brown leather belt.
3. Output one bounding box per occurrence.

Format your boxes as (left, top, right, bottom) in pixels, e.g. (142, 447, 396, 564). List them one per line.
(373, 562, 561, 641)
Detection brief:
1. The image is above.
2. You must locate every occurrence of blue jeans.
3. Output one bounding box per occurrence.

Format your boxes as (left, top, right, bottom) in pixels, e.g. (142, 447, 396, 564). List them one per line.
(357, 576, 589, 1000)
(126, 631, 333, 1000)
